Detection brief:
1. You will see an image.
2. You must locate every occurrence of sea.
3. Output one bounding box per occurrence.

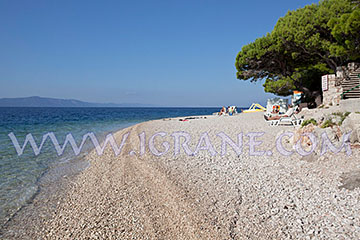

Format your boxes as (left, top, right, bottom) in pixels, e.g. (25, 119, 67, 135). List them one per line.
(0, 107, 229, 229)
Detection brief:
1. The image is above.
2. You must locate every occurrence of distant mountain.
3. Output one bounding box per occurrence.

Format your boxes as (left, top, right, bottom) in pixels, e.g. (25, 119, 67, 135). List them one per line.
(0, 96, 153, 107)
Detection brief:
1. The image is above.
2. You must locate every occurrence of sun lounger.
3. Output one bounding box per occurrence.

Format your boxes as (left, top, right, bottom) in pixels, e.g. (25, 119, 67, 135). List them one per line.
(269, 117, 303, 126)
(265, 112, 304, 126)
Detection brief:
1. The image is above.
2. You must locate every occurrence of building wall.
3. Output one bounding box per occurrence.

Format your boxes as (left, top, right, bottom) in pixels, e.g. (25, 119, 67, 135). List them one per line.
(322, 74, 343, 107)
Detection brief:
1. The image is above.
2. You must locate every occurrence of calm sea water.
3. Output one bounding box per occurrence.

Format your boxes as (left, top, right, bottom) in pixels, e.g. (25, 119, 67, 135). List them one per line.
(0, 107, 222, 226)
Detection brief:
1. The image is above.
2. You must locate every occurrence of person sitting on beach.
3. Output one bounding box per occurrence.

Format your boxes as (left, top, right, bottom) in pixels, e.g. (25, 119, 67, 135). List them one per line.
(232, 106, 237, 114)
(264, 105, 298, 120)
(229, 106, 234, 116)
(219, 106, 226, 115)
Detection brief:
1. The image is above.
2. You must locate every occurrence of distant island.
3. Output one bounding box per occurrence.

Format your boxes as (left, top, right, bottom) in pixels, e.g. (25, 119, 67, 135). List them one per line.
(0, 96, 154, 107)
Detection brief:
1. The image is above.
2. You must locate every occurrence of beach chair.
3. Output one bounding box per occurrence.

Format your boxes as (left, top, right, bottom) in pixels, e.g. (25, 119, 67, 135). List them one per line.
(266, 111, 304, 126)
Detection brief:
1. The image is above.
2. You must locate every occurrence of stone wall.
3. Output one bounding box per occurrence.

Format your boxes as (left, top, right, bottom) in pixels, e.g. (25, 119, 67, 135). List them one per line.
(322, 74, 343, 107)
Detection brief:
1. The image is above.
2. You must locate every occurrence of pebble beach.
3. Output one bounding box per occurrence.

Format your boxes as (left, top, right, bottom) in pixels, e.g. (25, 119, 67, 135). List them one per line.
(3, 111, 360, 239)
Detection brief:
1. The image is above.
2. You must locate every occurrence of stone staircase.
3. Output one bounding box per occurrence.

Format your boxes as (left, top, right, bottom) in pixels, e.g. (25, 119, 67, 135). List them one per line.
(342, 68, 360, 99)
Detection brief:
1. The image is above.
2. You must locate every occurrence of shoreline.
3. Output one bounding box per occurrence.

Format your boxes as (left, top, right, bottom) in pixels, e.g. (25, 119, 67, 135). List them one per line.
(0, 114, 211, 236)
(2, 112, 360, 239)
(0, 121, 142, 236)
(0, 109, 220, 234)
(0, 139, 93, 236)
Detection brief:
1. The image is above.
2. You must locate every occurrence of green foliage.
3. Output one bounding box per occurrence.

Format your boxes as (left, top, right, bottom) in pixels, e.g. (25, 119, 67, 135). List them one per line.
(235, 0, 360, 97)
(328, 4, 360, 60)
(322, 112, 351, 126)
(338, 111, 351, 125)
(317, 111, 350, 128)
(332, 112, 343, 116)
(301, 118, 317, 127)
(321, 119, 336, 128)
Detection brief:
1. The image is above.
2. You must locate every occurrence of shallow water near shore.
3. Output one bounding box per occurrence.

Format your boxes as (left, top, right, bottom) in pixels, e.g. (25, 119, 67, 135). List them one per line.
(0, 107, 223, 232)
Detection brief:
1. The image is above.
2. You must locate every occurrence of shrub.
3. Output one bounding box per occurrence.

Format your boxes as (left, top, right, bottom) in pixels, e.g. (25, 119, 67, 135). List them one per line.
(301, 118, 317, 127)
(330, 112, 350, 125)
(339, 112, 350, 125)
(321, 119, 335, 128)
(331, 112, 343, 117)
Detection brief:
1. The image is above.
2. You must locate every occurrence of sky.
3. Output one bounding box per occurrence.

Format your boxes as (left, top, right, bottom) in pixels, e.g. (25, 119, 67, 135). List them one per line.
(0, 0, 318, 107)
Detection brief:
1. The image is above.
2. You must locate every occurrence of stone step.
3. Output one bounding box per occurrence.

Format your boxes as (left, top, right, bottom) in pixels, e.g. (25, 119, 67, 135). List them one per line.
(343, 87, 360, 91)
(338, 68, 360, 100)
(343, 81, 360, 84)
(343, 85, 359, 87)
(343, 82, 360, 84)
(343, 95, 360, 99)
(344, 90, 360, 93)
(343, 90, 360, 92)
(343, 85, 360, 88)
(343, 81, 360, 83)
(343, 90, 360, 93)
(342, 82, 360, 86)
(342, 85, 360, 88)
(344, 96, 360, 99)
(344, 89, 360, 92)
(344, 93, 360, 98)
(343, 91, 360, 94)
(343, 94, 360, 99)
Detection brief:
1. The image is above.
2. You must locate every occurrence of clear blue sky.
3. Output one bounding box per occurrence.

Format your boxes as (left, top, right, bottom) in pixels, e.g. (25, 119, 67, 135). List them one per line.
(0, 0, 317, 107)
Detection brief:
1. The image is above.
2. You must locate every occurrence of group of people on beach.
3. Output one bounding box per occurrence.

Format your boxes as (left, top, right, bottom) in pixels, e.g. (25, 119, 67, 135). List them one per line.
(219, 106, 237, 116)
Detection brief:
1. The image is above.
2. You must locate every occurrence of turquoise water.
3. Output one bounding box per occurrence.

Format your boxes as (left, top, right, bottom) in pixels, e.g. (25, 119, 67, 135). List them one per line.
(0, 107, 221, 227)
